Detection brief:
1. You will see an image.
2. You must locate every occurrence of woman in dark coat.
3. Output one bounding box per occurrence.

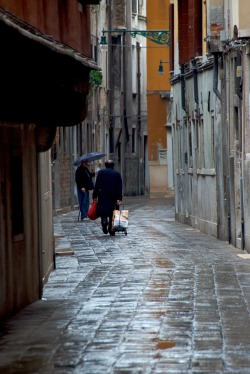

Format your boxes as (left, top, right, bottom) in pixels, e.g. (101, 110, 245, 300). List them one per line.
(93, 160, 122, 235)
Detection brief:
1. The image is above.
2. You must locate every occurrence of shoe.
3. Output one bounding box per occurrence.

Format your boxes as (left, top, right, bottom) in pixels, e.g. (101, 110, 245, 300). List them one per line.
(108, 226, 115, 236)
(102, 221, 108, 234)
(81, 217, 88, 221)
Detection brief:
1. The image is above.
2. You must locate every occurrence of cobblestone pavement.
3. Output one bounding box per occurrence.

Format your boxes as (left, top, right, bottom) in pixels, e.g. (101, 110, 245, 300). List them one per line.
(1, 195, 250, 374)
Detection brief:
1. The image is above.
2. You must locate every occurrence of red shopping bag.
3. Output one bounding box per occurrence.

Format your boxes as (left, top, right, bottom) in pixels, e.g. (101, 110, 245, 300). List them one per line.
(87, 200, 99, 220)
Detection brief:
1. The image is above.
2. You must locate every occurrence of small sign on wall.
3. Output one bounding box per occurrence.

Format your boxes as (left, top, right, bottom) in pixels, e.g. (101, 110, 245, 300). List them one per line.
(158, 149, 167, 165)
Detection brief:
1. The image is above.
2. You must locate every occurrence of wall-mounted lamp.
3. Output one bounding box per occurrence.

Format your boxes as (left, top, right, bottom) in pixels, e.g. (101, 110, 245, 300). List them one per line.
(100, 34, 107, 46)
(100, 28, 170, 46)
(158, 60, 170, 75)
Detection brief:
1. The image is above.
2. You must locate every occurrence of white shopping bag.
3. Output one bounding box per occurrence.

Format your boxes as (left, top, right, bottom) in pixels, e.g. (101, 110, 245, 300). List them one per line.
(112, 210, 129, 229)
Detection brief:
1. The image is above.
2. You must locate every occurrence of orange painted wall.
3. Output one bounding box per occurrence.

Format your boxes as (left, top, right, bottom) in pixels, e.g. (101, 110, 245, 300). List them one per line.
(147, 0, 170, 161)
(147, 94, 168, 160)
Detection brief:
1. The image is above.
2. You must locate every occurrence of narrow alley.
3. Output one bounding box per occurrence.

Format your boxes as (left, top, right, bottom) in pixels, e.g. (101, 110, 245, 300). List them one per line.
(1, 195, 250, 373)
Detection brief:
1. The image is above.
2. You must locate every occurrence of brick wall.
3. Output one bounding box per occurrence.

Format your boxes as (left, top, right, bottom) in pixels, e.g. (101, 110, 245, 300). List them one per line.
(112, 0, 126, 28)
(59, 156, 72, 208)
(178, 0, 202, 65)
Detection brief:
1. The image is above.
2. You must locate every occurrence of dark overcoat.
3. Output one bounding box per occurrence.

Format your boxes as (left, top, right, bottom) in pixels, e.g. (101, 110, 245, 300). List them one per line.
(93, 168, 122, 216)
(75, 165, 94, 190)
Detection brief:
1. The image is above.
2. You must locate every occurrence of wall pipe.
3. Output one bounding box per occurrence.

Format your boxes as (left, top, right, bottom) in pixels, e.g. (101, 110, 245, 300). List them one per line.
(213, 53, 222, 101)
(137, 41, 141, 195)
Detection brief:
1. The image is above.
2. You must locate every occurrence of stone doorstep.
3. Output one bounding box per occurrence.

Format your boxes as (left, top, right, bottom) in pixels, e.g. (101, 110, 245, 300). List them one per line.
(54, 236, 74, 256)
(56, 250, 74, 256)
(54, 232, 64, 238)
(237, 254, 250, 259)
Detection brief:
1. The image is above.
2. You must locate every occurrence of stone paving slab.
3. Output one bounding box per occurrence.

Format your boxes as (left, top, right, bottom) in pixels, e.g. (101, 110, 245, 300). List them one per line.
(1, 195, 250, 373)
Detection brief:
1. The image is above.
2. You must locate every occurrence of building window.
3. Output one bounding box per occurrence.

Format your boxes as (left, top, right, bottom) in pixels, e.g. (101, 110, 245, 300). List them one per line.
(78, 0, 101, 6)
(138, 0, 143, 15)
(132, 0, 138, 14)
(132, 45, 137, 94)
(91, 35, 98, 63)
(197, 118, 204, 169)
(117, 142, 121, 163)
(132, 128, 136, 153)
(77, 123, 84, 156)
(109, 127, 114, 153)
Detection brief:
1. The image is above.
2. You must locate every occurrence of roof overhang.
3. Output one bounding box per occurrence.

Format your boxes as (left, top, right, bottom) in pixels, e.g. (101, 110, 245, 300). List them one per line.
(0, 8, 100, 129)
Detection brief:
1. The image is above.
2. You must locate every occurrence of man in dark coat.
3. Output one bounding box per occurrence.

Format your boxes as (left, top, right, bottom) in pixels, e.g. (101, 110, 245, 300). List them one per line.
(93, 160, 122, 235)
(75, 159, 95, 220)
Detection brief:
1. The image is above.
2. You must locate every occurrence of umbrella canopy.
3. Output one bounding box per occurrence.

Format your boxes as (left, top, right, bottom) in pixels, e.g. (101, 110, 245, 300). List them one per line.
(73, 152, 106, 166)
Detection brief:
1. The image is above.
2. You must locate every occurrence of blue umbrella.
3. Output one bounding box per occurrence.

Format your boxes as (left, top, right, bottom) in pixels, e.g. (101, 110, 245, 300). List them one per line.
(73, 152, 106, 166)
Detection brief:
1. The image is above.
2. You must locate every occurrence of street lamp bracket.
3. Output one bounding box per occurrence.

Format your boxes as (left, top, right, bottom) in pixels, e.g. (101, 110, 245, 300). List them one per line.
(100, 29, 170, 46)
(158, 60, 170, 74)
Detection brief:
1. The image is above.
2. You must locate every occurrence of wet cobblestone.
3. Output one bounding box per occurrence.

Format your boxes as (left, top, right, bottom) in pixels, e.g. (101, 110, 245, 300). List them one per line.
(1, 195, 250, 373)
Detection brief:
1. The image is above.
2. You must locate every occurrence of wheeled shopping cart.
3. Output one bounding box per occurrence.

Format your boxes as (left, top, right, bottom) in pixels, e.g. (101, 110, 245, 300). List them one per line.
(111, 206, 129, 235)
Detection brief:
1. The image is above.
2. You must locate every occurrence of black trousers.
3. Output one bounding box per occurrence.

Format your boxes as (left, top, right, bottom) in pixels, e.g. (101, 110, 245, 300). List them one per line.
(101, 205, 119, 232)
(101, 214, 113, 231)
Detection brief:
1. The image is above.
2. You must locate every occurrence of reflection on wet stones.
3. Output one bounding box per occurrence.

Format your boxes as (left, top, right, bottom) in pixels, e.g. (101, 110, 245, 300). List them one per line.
(155, 340, 176, 350)
(3, 195, 250, 373)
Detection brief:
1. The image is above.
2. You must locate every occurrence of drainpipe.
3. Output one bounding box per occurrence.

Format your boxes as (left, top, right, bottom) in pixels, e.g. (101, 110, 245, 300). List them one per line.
(137, 41, 141, 195)
(213, 53, 222, 101)
(240, 177, 245, 250)
(121, 30, 129, 192)
(192, 59, 199, 104)
(226, 175, 231, 243)
(181, 64, 186, 111)
(108, 4, 113, 154)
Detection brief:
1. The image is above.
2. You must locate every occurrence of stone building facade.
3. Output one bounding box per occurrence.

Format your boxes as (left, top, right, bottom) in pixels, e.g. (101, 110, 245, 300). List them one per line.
(170, 0, 250, 252)
(52, 0, 149, 210)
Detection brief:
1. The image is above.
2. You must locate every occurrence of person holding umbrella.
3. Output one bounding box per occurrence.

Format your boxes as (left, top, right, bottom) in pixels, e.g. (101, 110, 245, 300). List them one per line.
(74, 152, 105, 221)
(93, 160, 122, 235)
(75, 159, 95, 221)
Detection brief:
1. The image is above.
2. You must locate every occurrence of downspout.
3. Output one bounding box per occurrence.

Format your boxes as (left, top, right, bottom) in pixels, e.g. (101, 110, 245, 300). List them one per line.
(108, 4, 114, 154)
(137, 41, 141, 195)
(240, 177, 245, 250)
(181, 64, 186, 111)
(237, 50, 244, 249)
(192, 59, 199, 104)
(226, 175, 231, 243)
(121, 30, 129, 192)
(213, 53, 222, 100)
(123, 32, 129, 144)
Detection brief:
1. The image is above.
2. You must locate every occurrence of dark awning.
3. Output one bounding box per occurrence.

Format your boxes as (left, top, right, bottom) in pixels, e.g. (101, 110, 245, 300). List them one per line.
(0, 8, 98, 71)
(0, 7, 100, 128)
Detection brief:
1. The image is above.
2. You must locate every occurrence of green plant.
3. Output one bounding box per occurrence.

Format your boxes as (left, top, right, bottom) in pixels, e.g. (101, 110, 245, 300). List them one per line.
(89, 70, 103, 87)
